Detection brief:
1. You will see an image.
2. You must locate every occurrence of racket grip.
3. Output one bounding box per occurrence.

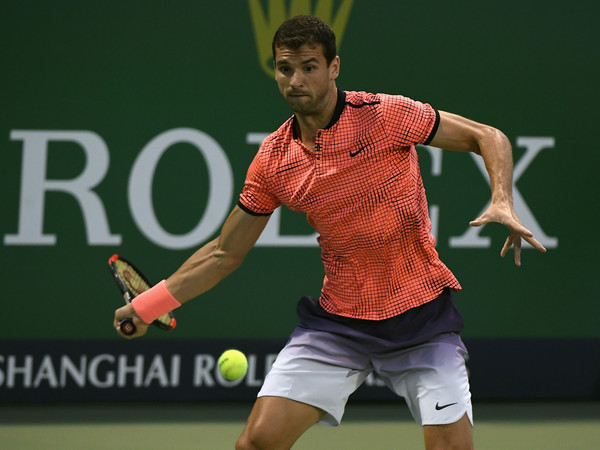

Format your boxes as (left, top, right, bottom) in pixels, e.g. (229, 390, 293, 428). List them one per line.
(119, 318, 137, 336)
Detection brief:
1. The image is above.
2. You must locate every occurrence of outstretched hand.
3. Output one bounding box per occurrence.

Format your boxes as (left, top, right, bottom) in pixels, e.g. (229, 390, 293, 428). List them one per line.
(469, 203, 546, 266)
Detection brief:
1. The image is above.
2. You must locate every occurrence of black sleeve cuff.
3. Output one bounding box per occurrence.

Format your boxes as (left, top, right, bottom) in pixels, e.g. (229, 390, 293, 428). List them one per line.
(423, 109, 440, 145)
(237, 200, 273, 216)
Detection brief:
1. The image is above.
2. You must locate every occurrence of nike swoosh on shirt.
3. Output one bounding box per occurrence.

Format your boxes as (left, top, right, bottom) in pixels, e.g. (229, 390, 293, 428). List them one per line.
(435, 402, 458, 411)
(349, 146, 365, 157)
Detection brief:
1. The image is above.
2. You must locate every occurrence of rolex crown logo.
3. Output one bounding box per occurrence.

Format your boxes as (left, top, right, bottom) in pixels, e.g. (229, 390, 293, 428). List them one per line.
(248, 0, 354, 78)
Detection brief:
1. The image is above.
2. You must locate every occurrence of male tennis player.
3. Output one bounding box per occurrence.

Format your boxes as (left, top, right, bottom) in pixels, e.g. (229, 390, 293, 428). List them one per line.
(114, 15, 546, 450)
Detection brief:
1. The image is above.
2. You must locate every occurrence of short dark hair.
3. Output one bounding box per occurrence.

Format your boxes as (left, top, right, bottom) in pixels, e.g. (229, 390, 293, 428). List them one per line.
(272, 15, 337, 65)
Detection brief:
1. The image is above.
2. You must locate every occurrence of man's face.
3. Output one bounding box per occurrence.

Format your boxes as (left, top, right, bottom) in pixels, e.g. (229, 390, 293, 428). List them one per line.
(274, 43, 339, 116)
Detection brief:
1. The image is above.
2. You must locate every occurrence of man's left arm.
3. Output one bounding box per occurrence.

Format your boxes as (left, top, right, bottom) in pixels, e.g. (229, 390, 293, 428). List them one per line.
(428, 110, 546, 266)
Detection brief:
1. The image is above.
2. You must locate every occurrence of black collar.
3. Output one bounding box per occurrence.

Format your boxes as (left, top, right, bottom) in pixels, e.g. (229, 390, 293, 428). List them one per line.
(324, 89, 346, 129)
(292, 89, 346, 139)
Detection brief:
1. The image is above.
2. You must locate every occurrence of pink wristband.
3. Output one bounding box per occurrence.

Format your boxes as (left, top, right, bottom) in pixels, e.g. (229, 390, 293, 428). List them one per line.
(131, 280, 182, 324)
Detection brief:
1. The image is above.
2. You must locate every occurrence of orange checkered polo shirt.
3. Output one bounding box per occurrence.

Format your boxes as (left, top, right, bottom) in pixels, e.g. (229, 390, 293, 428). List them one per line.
(239, 90, 461, 320)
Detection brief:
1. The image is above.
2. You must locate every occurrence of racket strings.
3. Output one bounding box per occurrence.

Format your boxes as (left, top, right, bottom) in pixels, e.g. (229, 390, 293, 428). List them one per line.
(115, 259, 173, 328)
(115, 261, 150, 295)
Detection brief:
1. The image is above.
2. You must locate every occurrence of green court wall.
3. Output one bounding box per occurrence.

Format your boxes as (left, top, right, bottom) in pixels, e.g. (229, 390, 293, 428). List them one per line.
(1, 0, 597, 342)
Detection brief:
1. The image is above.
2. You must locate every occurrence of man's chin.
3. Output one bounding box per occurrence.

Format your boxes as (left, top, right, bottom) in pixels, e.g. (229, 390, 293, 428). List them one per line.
(285, 97, 315, 114)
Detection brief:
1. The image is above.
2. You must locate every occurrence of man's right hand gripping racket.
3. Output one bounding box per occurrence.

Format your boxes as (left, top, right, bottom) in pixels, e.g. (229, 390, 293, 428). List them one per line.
(108, 254, 177, 336)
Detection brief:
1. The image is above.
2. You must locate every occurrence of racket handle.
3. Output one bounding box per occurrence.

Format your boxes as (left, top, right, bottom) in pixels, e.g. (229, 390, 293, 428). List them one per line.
(119, 318, 137, 335)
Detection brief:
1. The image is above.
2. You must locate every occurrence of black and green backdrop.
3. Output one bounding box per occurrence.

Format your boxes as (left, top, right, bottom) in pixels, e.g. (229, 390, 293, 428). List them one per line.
(1, 0, 598, 402)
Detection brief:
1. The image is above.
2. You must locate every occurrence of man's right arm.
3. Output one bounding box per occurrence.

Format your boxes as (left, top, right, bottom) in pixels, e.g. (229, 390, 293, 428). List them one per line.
(166, 205, 271, 302)
(113, 205, 270, 337)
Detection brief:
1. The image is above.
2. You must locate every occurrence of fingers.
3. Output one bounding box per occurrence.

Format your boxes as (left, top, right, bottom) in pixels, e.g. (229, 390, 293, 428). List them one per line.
(469, 203, 547, 265)
(500, 232, 546, 266)
(114, 318, 148, 339)
(500, 234, 523, 267)
(511, 222, 546, 253)
(523, 233, 547, 253)
(513, 236, 522, 267)
(113, 305, 148, 339)
(500, 235, 512, 258)
(469, 217, 486, 227)
(470, 211, 533, 237)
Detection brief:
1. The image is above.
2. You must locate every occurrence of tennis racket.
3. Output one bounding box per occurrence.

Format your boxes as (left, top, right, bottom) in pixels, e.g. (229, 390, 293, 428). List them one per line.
(108, 254, 177, 335)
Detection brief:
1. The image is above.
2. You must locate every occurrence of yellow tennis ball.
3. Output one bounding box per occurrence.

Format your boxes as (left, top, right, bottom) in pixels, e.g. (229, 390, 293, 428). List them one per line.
(218, 349, 248, 381)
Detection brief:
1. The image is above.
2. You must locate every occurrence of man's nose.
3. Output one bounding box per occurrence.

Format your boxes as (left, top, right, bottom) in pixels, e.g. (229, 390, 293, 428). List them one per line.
(289, 70, 304, 89)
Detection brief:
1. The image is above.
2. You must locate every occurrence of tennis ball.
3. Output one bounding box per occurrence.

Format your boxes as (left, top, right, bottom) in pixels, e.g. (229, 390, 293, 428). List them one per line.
(218, 349, 248, 381)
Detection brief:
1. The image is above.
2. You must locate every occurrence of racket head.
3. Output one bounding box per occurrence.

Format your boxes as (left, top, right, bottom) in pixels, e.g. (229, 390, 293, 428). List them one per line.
(108, 254, 176, 331)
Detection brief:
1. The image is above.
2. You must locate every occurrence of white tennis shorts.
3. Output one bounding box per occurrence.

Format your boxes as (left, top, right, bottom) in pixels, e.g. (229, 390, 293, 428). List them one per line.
(258, 329, 473, 427)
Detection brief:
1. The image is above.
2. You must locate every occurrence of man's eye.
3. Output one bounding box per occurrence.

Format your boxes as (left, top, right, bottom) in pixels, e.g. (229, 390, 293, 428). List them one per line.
(279, 66, 291, 74)
(305, 66, 314, 72)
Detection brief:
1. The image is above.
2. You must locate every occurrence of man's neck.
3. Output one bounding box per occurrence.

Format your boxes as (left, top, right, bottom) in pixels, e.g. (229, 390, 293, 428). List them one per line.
(294, 88, 338, 151)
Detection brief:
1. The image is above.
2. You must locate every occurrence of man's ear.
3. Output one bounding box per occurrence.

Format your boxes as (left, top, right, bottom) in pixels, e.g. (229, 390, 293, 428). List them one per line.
(330, 55, 340, 80)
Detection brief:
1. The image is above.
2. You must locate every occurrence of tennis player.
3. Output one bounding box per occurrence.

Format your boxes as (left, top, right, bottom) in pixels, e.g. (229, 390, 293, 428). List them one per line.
(114, 15, 546, 450)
